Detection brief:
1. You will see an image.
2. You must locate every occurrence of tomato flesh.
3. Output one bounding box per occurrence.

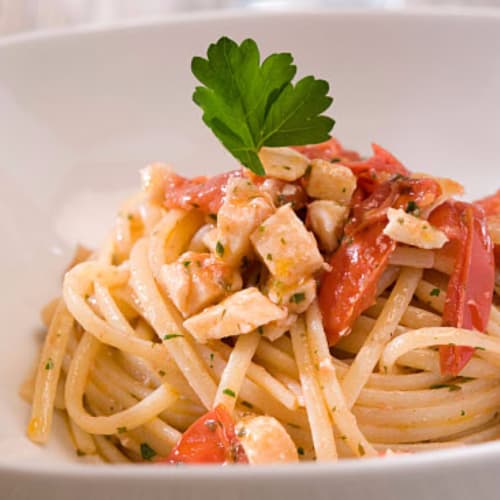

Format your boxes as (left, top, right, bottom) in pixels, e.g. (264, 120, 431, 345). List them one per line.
(163, 170, 242, 215)
(474, 189, 500, 217)
(319, 222, 396, 343)
(319, 176, 441, 344)
(293, 137, 361, 162)
(430, 201, 495, 375)
(163, 405, 248, 465)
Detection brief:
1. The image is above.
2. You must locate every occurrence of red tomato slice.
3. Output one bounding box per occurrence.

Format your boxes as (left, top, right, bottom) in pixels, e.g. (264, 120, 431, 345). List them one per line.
(474, 189, 500, 216)
(293, 137, 361, 162)
(163, 170, 242, 215)
(319, 176, 442, 344)
(163, 405, 248, 465)
(347, 177, 441, 236)
(319, 222, 396, 344)
(430, 201, 495, 375)
(344, 143, 410, 197)
(475, 190, 500, 268)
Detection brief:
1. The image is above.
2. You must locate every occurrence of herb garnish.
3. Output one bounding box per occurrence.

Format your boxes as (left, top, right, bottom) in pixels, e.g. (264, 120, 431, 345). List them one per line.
(140, 442, 157, 461)
(429, 383, 461, 392)
(430, 288, 441, 297)
(223, 388, 236, 398)
(191, 37, 334, 175)
(215, 240, 225, 257)
(405, 200, 420, 215)
(290, 292, 306, 304)
(163, 333, 183, 340)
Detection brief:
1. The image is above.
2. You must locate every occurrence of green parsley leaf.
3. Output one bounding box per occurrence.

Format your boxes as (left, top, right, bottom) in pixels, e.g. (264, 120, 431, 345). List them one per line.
(430, 288, 441, 297)
(140, 442, 157, 461)
(297, 446, 305, 456)
(223, 388, 236, 398)
(45, 358, 54, 370)
(192, 37, 334, 175)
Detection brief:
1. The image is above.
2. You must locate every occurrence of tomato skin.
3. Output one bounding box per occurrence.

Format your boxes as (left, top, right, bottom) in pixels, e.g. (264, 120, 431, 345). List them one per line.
(474, 190, 500, 268)
(163, 405, 248, 465)
(347, 177, 441, 235)
(163, 170, 242, 215)
(319, 222, 396, 344)
(474, 189, 500, 217)
(430, 201, 495, 375)
(319, 176, 442, 344)
(293, 137, 361, 162)
(344, 143, 410, 197)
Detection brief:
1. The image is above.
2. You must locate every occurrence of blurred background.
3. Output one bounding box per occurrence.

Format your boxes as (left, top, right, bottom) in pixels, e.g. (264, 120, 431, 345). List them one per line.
(1, 0, 499, 37)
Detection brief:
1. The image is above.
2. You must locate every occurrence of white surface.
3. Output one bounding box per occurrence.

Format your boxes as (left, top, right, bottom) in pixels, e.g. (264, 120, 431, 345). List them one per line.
(1, 8, 500, 500)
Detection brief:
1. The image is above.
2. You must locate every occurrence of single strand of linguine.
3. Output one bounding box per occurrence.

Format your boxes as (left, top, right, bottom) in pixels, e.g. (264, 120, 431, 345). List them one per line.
(353, 383, 500, 427)
(342, 267, 423, 408)
(355, 379, 497, 409)
(291, 318, 337, 461)
(381, 326, 500, 373)
(213, 331, 261, 412)
(306, 301, 376, 458)
(66, 416, 97, 455)
(93, 435, 130, 463)
(388, 247, 435, 269)
(365, 297, 442, 330)
(255, 339, 299, 379)
(360, 410, 498, 444)
(396, 348, 500, 378)
(210, 340, 298, 410)
(415, 280, 500, 337)
(148, 209, 205, 278)
(28, 300, 74, 443)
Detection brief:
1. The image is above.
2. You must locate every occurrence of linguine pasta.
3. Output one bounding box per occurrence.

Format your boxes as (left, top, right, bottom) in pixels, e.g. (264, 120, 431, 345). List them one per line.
(22, 139, 500, 464)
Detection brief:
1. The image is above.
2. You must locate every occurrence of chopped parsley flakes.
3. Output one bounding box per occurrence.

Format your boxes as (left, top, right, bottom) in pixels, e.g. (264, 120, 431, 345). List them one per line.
(140, 442, 157, 461)
(290, 292, 306, 304)
(163, 333, 183, 340)
(223, 388, 236, 398)
(215, 240, 225, 257)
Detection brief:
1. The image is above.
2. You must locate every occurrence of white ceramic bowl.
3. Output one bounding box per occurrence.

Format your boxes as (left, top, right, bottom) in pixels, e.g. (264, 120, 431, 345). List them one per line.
(1, 7, 500, 500)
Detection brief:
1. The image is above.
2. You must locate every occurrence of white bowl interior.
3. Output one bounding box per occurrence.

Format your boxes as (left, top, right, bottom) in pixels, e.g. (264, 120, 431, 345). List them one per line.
(1, 8, 500, 498)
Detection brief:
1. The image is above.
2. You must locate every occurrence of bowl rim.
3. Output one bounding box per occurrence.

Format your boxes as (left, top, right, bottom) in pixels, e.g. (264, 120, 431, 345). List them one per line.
(2, 6, 500, 478)
(1, 4, 500, 48)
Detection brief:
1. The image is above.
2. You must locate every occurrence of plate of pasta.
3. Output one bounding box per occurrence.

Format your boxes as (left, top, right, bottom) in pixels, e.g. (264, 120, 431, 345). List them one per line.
(1, 7, 500, 500)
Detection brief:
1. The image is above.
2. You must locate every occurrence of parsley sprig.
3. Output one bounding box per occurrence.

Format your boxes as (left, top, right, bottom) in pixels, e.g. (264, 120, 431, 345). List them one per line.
(192, 37, 335, 175)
